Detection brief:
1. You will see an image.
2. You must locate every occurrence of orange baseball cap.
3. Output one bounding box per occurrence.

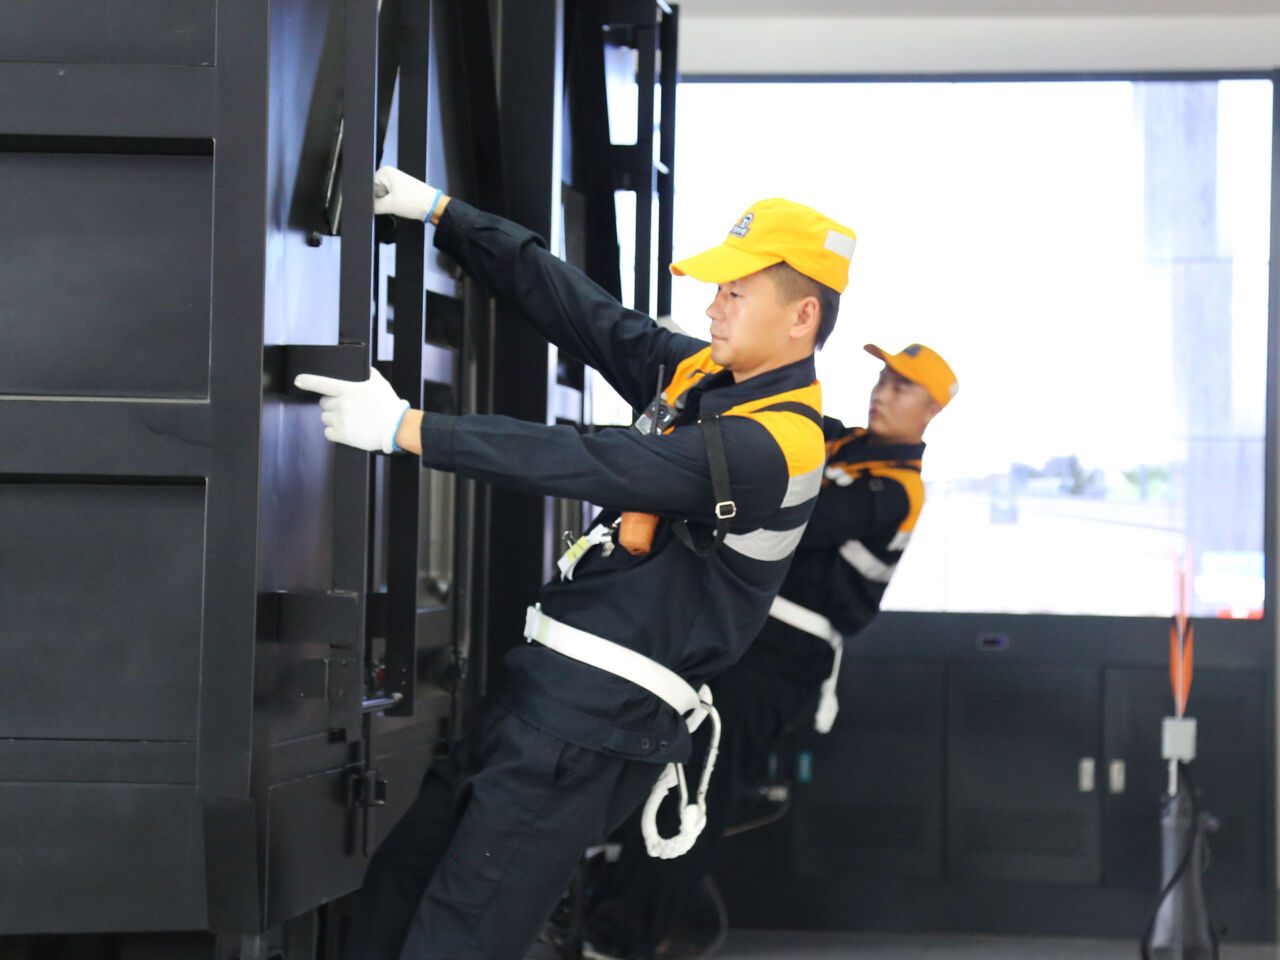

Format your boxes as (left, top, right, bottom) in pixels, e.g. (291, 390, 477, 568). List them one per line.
(670, 198, 857, 293)
(865, 343, 959, 408)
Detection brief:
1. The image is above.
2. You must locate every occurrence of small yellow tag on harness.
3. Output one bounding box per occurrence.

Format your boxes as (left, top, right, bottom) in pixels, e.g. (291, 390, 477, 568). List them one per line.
(556, 523, 617, 580)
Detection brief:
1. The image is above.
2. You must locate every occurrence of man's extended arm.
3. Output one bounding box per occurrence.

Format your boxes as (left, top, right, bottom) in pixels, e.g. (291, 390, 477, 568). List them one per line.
(375, 167, 704, 411)
(299, 362, 787, 522)
(434, 199, 703, 410)
(412, 411, 787, 524)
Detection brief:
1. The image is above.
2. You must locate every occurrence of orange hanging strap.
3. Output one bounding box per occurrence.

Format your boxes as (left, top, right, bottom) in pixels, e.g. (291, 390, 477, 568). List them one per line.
(1168, 548, 1195, 717)
(1180, 624, 1194, 714)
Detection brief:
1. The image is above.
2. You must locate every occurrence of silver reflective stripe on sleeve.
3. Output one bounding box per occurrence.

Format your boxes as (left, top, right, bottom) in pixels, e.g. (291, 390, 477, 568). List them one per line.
(780, 465, 823, 508)
(889, 529, 912, 551)
(723, 524, 807, 562)
(838, 539, 897, 583)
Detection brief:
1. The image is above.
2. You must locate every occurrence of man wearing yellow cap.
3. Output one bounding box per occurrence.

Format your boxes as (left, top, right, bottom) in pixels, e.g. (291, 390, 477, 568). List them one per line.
(583, 343, 957, 960)
(294, 167, 854, 960)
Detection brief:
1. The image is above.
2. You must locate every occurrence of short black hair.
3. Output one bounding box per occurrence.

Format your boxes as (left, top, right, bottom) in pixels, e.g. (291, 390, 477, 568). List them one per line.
(761, 261, 841, 349)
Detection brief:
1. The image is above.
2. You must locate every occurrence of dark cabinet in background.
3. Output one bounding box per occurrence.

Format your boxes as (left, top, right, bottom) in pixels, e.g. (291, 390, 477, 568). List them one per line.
(714, 612, 1274, 941)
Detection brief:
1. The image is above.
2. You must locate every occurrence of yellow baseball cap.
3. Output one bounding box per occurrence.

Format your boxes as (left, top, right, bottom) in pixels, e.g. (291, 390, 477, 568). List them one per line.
(865, 343, 959, 408)
(670, 198, 857, 293)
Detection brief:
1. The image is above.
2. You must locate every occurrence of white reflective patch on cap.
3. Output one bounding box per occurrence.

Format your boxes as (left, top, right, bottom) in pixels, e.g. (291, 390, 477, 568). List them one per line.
(824, 229, 856, 259)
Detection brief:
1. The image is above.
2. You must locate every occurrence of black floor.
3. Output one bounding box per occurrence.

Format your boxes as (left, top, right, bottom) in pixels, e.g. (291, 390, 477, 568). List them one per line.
(714, 930, 1277, 959)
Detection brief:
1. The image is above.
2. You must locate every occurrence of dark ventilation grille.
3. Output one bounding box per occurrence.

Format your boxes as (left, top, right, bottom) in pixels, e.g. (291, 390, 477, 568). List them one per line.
(798, 803, 927, 850)
(962, 809, 1089, 858)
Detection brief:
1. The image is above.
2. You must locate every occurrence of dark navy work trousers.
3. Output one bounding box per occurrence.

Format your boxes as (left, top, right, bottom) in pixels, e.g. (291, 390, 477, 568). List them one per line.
(342, 702, 661, 960)
(584, 633, 827, 959)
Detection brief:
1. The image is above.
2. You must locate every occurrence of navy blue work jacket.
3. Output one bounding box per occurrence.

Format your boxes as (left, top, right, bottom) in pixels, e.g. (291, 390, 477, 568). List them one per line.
(419, 200, 826, 763)
(755, 421, 926, 671)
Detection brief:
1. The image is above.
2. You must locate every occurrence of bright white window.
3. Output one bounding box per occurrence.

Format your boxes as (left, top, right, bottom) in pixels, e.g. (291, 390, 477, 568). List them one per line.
(658, 79, 1271, 619)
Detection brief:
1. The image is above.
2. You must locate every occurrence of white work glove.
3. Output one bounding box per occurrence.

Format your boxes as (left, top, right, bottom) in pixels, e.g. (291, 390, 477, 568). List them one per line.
(293, 367, 410, 454)
(373, 165, 441, 221)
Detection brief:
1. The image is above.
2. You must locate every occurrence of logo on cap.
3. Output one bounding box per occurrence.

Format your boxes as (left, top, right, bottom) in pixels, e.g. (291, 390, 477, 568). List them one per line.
(729, 212, 754, 238)
(904, 344, 923, 357)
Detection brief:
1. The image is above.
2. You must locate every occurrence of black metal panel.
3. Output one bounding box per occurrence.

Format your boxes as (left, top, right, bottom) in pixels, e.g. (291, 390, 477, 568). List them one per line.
(368, 738, 435, 849)
(0, 740, 196, 784)
(202, 799, 260, 935)
(487, 0, 563, 677)
(0, 0, 215, 66)
(850, 609, 1273, 671)
(563, 0, 623, 301)
(655, 4, 678, 318)
(0, 783, 206, 933)
(0, 151, 213, 399)
(0, 0, 506, 942)
(251, 0, 378, 927)
(256, 640, 339, 746)
(0, 64, 216, 139)
(385, 0, 433, 715)
(948, 664, 1101, 884)
(0, 402, 215, 477)
(1103, 666, 1267, 904)
(0, 481, 205, 741)
(715, 608, 1274, 941)
(264, 769, 366, 928)
(790, 662, 945, 882)
(194, 0, 272, 810)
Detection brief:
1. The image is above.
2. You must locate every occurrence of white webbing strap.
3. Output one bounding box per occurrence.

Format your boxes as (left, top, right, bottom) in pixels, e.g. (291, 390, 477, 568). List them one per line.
(557, 523, 616, 581)
(813, 634, 843, 734)
(768, 596, 844, 735)
(523, 605, 721, 859)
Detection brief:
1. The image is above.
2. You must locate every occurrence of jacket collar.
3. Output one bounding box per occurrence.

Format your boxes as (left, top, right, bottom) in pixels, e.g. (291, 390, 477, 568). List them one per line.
(841, 427, 925, 465)
(695, 354, 818, 418)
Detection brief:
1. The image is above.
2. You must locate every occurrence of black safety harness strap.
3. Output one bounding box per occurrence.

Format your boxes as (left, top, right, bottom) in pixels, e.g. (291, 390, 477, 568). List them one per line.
(672, 415, 736, 558)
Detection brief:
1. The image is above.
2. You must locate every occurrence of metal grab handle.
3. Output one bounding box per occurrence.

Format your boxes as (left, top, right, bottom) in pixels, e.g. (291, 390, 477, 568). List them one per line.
(361, 692, 404, 713)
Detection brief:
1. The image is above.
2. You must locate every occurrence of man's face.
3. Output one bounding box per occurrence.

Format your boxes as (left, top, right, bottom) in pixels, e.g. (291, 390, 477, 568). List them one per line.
(704, 270, 801, 378)
(868, 365, 938, 443)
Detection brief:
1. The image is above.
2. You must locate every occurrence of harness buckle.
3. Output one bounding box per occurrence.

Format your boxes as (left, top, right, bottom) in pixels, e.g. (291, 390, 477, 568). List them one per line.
(715, 500, 737, 520)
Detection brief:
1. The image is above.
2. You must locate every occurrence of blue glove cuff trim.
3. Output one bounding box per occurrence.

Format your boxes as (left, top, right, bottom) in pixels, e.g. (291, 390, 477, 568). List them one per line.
(428, 188, 444, 224)
(391, 403, 411, 452)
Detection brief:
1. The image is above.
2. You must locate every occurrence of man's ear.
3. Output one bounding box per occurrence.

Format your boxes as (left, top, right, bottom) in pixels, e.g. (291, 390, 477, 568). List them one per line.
(922, 400, 942, 428)
(790, 296, 821, 343)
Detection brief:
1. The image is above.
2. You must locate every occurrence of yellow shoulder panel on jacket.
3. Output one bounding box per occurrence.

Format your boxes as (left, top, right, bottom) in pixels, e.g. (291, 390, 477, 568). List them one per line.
(723, 381, 825, 478)
(824, 459, 925, 532)
(663, 346, 721, 404)
(876, 466, 925, 533)
(742, 411, 825, 477)
(825, 426, 866, 460)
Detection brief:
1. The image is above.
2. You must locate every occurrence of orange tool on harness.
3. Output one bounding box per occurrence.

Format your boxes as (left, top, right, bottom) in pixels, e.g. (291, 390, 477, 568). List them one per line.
(619, 364, 667, 555)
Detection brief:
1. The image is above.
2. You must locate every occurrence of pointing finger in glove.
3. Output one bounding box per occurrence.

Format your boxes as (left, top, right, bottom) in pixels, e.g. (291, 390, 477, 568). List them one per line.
(293, 367, 411, 454)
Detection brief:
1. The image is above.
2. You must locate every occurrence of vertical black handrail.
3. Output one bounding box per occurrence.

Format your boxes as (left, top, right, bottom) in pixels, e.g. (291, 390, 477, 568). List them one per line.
(633, 16, 657, 315)
(451, 0, 507, 712)
(385, 0, 432, 716)
(335, 0, 378, 687)
(656, 4, 678, 319)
